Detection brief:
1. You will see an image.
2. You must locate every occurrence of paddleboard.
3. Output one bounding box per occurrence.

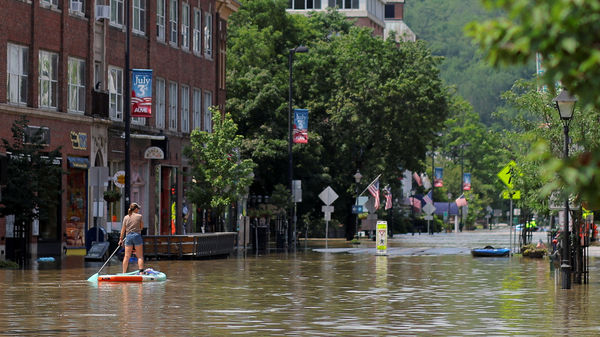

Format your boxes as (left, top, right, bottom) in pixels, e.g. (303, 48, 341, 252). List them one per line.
(97, 268, 166, 282)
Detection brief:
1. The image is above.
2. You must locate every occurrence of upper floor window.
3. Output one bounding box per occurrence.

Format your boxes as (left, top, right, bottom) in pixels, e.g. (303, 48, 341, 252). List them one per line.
(39, 50, 59, 109)
(7, 43, 28, 105)
(193, 8, 201, 54)
(108, 66, 123, 121)
(169, 0, 178, 45)
(181, 3, 190, 50)
(168, 82, 178, 130)
(203, 12, 212, 57)
(68, 57, 86, 114)
(328, 0, 358, 9)
(192, 88, 201, 129)
(41, 0, 59, 7)
(203, 90, 212, 132)
(289, 0, 321, 9)
(111, 0, 124, 26)
(133, 0, 146, 34)
(181, 85, 189, 133)
(157, 0, 165, 41)
(70, 0, 84, 14)
(156, 78, 166, 128)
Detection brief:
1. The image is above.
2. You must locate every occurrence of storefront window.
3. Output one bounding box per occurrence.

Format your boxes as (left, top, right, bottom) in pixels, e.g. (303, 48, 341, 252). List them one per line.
(66, 167, 87, 247)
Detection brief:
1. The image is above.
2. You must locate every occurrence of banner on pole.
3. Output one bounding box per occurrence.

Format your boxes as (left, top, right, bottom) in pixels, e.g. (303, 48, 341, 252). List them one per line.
(131, 69, 153, 118)
(293, 108, 308, 143)
(434, 167, 443, 187)
(463, 173, 471, 191)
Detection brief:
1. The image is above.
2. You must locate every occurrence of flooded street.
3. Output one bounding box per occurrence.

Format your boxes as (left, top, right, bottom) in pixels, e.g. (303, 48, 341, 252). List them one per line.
(2, 230, 600, 336)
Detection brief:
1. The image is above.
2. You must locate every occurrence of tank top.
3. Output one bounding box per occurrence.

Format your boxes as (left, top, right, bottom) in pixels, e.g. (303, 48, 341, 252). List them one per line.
(124, 213, 142, 235)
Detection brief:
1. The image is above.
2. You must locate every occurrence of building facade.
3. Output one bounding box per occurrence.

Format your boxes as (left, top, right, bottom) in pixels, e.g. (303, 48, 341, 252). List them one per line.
(286, 0, 415, 42)
(0, 0, 239, 260)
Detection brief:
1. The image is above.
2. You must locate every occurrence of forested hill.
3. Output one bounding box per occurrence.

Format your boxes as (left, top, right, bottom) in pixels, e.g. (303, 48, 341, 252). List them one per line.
(404, 0, 535, 125)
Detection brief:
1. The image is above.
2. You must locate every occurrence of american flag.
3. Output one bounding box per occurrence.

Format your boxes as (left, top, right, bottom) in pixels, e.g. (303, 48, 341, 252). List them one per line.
(384, 185, 393, 210)
(423, 190, 432, 205)
(410, 196, 422, 211)
(368, 179, 380, 210)
(413, 172, 422, 186)
(455, 194, 468, 207)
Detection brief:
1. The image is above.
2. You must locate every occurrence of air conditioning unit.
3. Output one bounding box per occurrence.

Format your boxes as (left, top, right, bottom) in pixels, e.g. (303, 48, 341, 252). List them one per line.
(95, 5, 110, 20)
(70, 1, 82, 12)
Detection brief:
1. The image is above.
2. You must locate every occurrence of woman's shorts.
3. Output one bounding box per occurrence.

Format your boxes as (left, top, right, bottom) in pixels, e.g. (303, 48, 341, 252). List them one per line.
(124, 232, 143, 246)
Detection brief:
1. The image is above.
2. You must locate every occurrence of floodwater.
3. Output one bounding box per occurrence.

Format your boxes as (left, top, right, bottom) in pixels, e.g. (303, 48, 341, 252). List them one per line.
(2, 230, 600, 336)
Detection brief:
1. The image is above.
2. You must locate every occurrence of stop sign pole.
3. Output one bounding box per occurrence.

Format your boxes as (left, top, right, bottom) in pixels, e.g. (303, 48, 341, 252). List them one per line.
(319, 186, 338, 249)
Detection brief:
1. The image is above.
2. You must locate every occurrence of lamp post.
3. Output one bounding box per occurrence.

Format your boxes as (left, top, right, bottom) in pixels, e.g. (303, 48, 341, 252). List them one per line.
(447, 192, 452, 232)
(288, 45, 308, 249)
(353, 170, 363, 239)
(457, 143, 470, 232)
(553, 89, 577, 290)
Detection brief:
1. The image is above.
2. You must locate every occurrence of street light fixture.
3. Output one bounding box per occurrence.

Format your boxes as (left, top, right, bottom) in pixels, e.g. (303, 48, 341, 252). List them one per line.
(288, 45, 309, 250)
(353, 170, 363, 239)
(552, 89, 577, 289)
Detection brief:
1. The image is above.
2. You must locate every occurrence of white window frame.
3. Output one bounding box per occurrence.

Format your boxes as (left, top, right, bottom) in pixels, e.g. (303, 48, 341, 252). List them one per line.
(41, 0, 59, 7)
(193, 8, 201, 54)
(169, 0, 178, 45)
(108, 66, 123, 121)
(39, 50, 59, 109)
(68, 57, 86, 114)
(69, 0, 84, 15)
(181, 2, 190, 50)
(181, 85, 190, 133)
(203, 90, 212, 132)
(133, 0, 146, 35)
(156, 78, 166, 128)
(203, 11, 212, 57)
(192, 88, 201, 130)
(168, 82, 178, 131)
(7, 43, 28, 105)
(157, 0, 165, 41)
(111, 0, 124, 27)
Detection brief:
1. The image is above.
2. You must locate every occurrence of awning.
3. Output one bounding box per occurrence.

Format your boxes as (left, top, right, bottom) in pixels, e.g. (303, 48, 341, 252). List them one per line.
(67, 156, 89, 169)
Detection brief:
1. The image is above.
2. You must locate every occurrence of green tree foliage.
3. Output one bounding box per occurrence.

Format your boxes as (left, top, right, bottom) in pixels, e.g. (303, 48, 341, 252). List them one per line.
(183, 112, 256, 225)
(405, 0, 534, 126)
(0, 117, 62, 251)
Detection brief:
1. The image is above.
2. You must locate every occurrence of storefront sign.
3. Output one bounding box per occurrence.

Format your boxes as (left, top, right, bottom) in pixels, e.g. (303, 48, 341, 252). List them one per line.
(113, 170, 125, 188)
(70, 131, 87, 150)
(67, 156, 90, 169)
(131, 69, 153, 118)
(144, 146, 165, 159)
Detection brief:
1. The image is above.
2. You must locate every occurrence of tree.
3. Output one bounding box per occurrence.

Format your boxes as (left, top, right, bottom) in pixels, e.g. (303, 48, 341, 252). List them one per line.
(0, 116, 63, 262)
(183, 111, 256, 230)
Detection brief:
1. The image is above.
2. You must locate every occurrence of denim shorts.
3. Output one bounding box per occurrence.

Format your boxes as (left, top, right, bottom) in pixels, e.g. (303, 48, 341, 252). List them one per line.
(124, 232, 143, 246)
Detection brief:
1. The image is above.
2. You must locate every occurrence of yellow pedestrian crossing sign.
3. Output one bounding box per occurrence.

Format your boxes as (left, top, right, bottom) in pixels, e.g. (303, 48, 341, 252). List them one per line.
(498, 161, 517, 189)
(502, 190, 520, 200)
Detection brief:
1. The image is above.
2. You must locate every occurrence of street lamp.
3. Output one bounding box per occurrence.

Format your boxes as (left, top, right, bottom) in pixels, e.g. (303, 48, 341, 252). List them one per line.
(447, 192, 452, 232)
(353, 170, 363, 239)
(552, 89, 577, 290)
(288, 45, 309, 250)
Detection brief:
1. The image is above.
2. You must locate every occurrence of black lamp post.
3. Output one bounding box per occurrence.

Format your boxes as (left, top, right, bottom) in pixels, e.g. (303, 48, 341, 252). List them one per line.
(288, 45, 308, 249)
(447, 192, 452, 231)
(553, 89, 577, 290)
(353, 170, 363, 239)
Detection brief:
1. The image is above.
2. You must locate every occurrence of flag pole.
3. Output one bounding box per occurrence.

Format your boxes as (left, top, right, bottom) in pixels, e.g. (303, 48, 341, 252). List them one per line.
(359, 174, 382, 196)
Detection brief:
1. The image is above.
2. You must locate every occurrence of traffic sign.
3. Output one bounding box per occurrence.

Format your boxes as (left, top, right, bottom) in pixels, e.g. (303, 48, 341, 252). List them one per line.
(352, 205, 363, 214)
(502, 190, 520, 199)
(497, 160, 517, 189)
(424, 215, 433, 220)
(423, 203, 436, 215)
(318, 186, 338, 206)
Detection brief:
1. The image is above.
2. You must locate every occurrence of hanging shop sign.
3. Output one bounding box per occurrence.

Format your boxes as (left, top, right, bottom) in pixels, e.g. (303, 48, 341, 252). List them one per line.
(144, 146, 165, 160)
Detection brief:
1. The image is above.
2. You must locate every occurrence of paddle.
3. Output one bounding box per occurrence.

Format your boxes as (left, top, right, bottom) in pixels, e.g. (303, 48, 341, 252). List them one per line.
(87, 245, 121, 282)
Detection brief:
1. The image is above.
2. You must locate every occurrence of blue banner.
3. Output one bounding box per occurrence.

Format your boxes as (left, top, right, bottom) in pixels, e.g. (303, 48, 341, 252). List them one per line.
(293, 108, 308, 144)
(131, 69, 153, 118)
(434, 167, 443, 187)
(463, 173, 471, 191)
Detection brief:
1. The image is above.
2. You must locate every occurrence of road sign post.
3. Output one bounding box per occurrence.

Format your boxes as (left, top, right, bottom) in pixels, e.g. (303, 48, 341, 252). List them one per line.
(376, 221, 387, 255)
(319, 187, 338, 249)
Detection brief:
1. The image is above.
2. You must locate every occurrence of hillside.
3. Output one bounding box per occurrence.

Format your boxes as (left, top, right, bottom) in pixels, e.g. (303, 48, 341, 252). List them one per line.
(404, 0, 535, 125)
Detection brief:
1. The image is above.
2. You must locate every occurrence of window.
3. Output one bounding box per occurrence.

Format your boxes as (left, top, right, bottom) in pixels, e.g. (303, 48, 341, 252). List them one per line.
(192, 88, 201, 129)
(203, 12, 212, 57)
(328, 0, 358, 9)
(39, 50, 59, 109)
(156, 78, 166, 128)
(111, 0, 124, 26)
(24, 126, 51, 145)
(168, 82, 178, 130)
(181, 85, 189, 133)
(193, 8, 201, 54)
(133, 0, 146, 34)
(41, 0, 59, 7)
(203, 90, 212, 132)
(290, 0, 321, 9)
(68, 58, 86, 114)
(7, 43, 28, 105)
(70, 0, 84, 14)
(181, 3, 189, 49)
(157, 0, 165, 41)
(108, 66, 123, 121)
(169, 0, 178, 45)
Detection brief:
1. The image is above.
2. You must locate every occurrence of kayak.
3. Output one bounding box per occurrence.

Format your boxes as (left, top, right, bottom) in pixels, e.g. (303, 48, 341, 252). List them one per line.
(97, 268, 166, 282)
(471, 246, 510, 257)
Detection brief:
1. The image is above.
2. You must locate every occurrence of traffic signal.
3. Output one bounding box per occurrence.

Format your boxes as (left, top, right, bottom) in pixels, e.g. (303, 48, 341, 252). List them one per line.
(171, 185, 176, 196)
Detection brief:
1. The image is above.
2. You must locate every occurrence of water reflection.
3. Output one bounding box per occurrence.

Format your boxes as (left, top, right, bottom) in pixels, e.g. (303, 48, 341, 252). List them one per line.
(2, 232, 600, 335)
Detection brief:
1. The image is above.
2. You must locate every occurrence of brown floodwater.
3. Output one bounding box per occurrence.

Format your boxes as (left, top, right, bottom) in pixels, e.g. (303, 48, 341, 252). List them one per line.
(1, 230, 600, 336)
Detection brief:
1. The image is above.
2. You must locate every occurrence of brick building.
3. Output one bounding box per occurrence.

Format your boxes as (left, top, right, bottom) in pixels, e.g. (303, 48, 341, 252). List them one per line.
(0, 0, 239, 260)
